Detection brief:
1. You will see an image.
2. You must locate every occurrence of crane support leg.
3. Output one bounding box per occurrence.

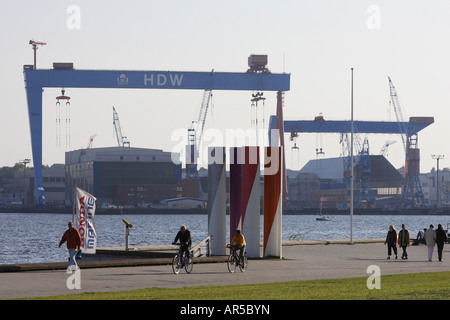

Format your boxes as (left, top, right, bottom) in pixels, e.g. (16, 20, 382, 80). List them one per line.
(25, 86, 45, 205)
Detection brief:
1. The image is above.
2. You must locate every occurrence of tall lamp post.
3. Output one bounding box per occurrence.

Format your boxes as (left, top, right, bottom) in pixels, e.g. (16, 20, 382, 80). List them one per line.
(431, 155, 444, 208)
(350, 68, 354, 245)
(21, 159, 31, 205)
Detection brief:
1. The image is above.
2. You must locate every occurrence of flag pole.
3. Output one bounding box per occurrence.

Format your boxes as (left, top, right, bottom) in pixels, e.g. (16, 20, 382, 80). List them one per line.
(72, 186, 77, 225)
(350, 68, 354, 245)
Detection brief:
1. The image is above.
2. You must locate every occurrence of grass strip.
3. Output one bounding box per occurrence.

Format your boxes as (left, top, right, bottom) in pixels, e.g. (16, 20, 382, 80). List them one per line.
(23, 271, 450, 300)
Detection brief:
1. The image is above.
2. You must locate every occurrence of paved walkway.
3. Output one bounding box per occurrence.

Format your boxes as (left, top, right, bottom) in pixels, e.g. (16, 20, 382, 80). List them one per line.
(0, 239, 448, 299)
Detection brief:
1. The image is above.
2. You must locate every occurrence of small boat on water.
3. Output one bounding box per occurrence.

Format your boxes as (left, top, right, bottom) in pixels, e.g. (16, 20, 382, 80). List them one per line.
(316, 196, 331, 221)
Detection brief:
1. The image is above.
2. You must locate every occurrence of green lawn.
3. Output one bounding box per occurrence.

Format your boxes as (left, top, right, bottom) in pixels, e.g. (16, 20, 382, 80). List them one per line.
(25, 271, 450, 300)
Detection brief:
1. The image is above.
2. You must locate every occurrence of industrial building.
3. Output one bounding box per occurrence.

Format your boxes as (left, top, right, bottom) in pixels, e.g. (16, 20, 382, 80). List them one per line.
(65, 147, 182, 206)
(286, 171, 320, 208)
(160, 197, 207, 209)
(0, 164, 66, 206)
(114, 178, 201, 207)
(421, 169, 450, 208)
(289, 155, 404, 209)
(3, 151, 449, 210)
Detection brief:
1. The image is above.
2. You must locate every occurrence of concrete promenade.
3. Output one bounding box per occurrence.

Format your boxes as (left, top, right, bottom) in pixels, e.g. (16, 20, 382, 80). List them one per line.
(0, 239, 449, 299)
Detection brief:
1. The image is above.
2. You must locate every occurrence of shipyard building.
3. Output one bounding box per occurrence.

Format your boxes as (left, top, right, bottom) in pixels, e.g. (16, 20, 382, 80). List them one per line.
(289, 155, 404, 209)
(65, 147, 182, 206)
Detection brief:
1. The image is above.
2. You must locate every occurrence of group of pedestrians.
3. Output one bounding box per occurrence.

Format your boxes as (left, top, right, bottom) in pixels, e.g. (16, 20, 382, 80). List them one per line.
(58, 219, 446, 273)
(385, 223, 448, 262)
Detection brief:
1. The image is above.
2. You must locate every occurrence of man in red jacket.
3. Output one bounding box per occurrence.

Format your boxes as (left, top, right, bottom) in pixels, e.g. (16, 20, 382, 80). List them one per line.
(59, 221, 82, 270)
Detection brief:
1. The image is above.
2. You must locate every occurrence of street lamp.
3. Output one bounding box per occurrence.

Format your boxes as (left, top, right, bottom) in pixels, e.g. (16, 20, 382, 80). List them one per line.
(431, 155, 444, 209)
(350, 68, 354, 245)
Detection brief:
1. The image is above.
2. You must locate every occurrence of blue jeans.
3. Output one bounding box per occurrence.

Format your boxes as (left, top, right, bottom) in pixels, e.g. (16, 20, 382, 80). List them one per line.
(401, 245, 408, 258)
(68, 248, 78, 268)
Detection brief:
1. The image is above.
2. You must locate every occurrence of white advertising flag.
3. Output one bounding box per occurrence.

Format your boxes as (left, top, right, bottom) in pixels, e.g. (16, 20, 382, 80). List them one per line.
(74, 187, 97, 254)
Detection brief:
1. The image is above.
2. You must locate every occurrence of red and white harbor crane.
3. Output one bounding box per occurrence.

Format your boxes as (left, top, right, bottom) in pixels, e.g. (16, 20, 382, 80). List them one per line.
(29, 40, 46, 69)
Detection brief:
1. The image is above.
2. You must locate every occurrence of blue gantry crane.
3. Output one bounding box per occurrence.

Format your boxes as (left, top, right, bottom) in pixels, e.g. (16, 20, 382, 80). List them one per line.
(269, 113, 434, 206)
(23, 57, 290, 205)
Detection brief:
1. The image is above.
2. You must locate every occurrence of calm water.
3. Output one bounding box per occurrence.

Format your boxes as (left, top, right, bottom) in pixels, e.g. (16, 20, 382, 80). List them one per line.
(0, 212, 448, 265)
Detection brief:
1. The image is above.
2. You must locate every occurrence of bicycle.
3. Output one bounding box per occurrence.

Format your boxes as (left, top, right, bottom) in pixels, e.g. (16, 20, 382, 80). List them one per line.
(227, 244, 248, 273)
(172, 243, 193, 274)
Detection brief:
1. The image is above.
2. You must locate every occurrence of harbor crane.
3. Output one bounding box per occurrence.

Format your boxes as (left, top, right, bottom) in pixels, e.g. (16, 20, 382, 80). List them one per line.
(388, 77, 408, 150)
(29, 40, 46, 69)
(388, 77, 425, 205)
(113, 106, 130, 147)
(186, 69, 214, 180)
(186, 89, 213, 180)
(87, 134, 97, 149)
(379, 140, 396, 156)
(339, 122, 375, 207)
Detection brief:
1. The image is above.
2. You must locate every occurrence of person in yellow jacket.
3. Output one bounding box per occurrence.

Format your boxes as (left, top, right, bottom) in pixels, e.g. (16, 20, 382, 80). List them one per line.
(230, 229, 246, 263)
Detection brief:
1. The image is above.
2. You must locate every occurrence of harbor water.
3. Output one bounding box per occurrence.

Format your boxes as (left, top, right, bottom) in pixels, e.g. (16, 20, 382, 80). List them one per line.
(0, 212, 448, 265)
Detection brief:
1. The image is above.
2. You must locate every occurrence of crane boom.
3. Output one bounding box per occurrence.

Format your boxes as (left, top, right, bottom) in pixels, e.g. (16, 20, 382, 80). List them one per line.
(388, 77, 407, 150)
(379, 140, 396, 156)
(113, 106, 130, 147)
(194, 89, 212, 151)
(388, 76, 425, 205)
(87, 134, 97, 148)
(186, 89, 212, 181)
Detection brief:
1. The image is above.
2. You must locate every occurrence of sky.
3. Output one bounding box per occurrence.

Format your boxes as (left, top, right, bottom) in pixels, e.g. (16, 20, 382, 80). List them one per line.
(1, 0, 450, 173)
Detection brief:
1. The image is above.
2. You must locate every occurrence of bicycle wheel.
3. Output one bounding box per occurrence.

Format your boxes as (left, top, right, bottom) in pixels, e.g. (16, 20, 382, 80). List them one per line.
(184, 256, 193, 274)
(239, 253, 248, 272)
(172, 254, 182, 274)
(227, 253, 237, 273)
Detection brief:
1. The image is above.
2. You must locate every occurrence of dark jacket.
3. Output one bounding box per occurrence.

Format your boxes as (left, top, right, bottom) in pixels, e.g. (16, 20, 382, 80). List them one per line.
(385, 230, 397, 245)
(436, 228, 448, 245)
(174, 229, 192, 247)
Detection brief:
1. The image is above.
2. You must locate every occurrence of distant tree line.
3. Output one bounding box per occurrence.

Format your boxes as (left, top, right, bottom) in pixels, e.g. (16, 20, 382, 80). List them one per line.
(0, 163, 51, 185)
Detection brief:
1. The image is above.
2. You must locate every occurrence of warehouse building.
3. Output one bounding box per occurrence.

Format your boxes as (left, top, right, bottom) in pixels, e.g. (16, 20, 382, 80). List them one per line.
(290, 155, 404, 208)
(65, 147, 181, 206)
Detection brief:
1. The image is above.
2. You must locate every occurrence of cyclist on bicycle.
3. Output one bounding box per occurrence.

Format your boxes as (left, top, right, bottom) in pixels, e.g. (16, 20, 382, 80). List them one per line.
(230, 229, 246, 264)
(172, 225, 192, 264)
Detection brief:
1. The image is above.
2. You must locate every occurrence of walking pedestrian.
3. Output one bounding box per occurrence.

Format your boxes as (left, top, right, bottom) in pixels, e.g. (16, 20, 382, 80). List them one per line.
(59, 221, 81, 270)
(397, 224, 410, 260)
(424, 224, 437, 261)
(436, 224, 448, 262)
(384, 225, 398, 259)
